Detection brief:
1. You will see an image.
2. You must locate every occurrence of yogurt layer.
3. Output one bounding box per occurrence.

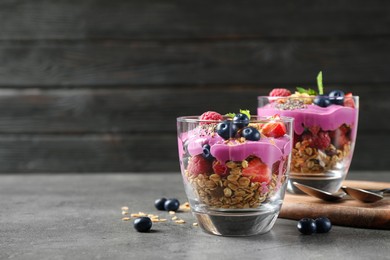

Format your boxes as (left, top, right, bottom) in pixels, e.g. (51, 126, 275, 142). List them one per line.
(258, 104, 358, 139)
(184, 129, 291, 168)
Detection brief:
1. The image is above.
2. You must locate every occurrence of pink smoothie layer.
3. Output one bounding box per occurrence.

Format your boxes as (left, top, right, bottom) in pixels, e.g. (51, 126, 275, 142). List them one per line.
(183, 130, 291, 168)
(258, 104, 358, 139)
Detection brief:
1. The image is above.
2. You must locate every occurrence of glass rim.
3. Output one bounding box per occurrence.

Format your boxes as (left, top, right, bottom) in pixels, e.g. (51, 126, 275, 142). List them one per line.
(258, 95, 359, 99)
(177, 115, 294, 124)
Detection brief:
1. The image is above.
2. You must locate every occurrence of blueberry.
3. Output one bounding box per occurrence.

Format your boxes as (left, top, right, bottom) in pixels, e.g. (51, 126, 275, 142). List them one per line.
(313, 95, 331, 108)
(217, 120, 238, 140)
(154, 198, 167, 210)
(328, 90, 345, 105)
(202, 144, 214, 161)
(233, 113, 250, 129)
(297, 218, 317, 235)
(315, 217, 332, 233)
(133, 217, 152, 232)
(164, 198, 180, 211)
(241, 127, 261, 141)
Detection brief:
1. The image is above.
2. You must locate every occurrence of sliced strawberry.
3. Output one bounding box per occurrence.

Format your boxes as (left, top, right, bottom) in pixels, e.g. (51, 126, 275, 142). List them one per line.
(242, 157, 271, 183)
(261, 121, 287, 138)
(212, 160, 229, 177)
(344, 93, 355, 108)
(187, 155, 212, 176)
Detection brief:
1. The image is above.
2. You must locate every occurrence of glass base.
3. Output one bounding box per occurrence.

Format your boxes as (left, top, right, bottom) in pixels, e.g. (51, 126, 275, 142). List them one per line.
(192, 206, 280, 236)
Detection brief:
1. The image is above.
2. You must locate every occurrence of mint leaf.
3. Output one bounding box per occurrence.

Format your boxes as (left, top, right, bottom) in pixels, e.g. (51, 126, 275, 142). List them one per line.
(239, 109, 251, 120)
(317, 71, 324, 95)
(307, 88, 318, 95)
(296, 87, 318, 95)
(296, 87, 307, 94)
(225, 112, 235, 118)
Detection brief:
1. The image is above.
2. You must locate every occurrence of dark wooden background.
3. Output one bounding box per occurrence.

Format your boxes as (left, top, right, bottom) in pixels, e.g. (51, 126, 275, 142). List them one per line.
(0, 0, 389, 173)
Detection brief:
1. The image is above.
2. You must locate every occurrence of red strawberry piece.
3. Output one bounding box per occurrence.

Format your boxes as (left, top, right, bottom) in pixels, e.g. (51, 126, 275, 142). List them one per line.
(269, 88, 291, 97)
(199, 111, 223, 124)
(339, 124, 350, 135)
(212, 160, 229, 176)
(330, 131, 350, 148)
(242, 157, 271, 183)
(261, 121, 287, 138)
(187, 155, 212, 176)
(344, 93, 355, 108)
(335, 134, 349, 148)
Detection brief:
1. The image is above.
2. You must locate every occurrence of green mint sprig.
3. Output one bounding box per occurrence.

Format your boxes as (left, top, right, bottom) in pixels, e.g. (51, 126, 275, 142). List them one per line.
(225, 109, 251, 119)
(239, 109, 251, 120)
(296, 87, 318, 96)
(317, 71, 324, 95)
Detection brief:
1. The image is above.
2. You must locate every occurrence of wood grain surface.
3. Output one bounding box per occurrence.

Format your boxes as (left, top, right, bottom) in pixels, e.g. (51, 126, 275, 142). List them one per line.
(0, 0, 389, 172)
(280, 180, 390, 229)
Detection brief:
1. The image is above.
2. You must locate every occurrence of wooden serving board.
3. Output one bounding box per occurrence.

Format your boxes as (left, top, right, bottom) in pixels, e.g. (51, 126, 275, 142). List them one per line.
(279, 180, 390, 229)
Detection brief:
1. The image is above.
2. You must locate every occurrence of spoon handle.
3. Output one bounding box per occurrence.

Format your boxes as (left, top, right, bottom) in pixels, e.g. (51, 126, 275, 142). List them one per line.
(379, 188, 390, 194)
(367, 188, 390, 194)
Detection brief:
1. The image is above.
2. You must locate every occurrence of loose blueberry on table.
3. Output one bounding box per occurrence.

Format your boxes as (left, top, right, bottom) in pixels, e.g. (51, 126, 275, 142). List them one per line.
(297, 218, 317, 235)
(134, 217, 152, 232)
(164, 198, 180, 211)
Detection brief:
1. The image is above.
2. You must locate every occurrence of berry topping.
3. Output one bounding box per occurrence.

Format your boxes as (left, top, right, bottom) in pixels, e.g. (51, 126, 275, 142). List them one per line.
(313, 95, 331, 107)
(315, 217, 332, 233)
(216, 120, 238, 140)
(233, 113, 250, 128)
(202, 144, 214, 161)
(199, 111, 223, 123)
(303, 131, 331, 150)
(187, 154, 212, 176)
(212, 160, 228, 176)
(344, 93, 355, 108)
(261, 121, 287, 138)
(242, 157, 271, 183)
(330, 129, 349, 148)
(328, 90, 345, 105)
(154, 198, 167, 210)
(164, 198, 180, 211)
(134, 217, 152, 232)
(241, 127, 261, 141)
(269, 88, 291, 97)
(314, 131, 331, 150)
(297, 218, 317, 235)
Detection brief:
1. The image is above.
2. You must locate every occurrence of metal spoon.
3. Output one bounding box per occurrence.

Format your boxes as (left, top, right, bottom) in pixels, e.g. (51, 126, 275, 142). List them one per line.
(293, 182, 346, 202)
(341, 186, 390, 203)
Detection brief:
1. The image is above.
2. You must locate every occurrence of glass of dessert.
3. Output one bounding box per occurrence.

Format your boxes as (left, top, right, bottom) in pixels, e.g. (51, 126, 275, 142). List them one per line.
(177, 110, 293, 236)
(258, 72, 359, 194)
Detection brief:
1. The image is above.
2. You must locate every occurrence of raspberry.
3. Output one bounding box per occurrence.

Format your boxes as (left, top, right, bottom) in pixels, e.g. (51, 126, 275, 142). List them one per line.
(313, 131, 331, 150)
(199, 111, 223, 123)
(303, 131, 331, 150)
(187, 155, 212, 176)
(269, 88, 291, 97)
(212, 160, 228, 176)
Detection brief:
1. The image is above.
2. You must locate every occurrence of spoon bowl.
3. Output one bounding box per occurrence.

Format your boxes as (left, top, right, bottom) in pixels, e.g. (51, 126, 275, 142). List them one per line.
(341, 186, 384, 203)
(293, 182, 346, 202)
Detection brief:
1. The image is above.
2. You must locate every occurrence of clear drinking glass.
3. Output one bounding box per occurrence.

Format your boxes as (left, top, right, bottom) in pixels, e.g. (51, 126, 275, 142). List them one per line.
(258, 96, 359, 194)
(177, 115, 293, 236)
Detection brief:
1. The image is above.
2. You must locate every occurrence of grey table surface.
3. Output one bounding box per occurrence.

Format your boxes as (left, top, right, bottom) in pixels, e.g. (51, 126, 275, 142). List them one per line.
(1, 171, 389, 260)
